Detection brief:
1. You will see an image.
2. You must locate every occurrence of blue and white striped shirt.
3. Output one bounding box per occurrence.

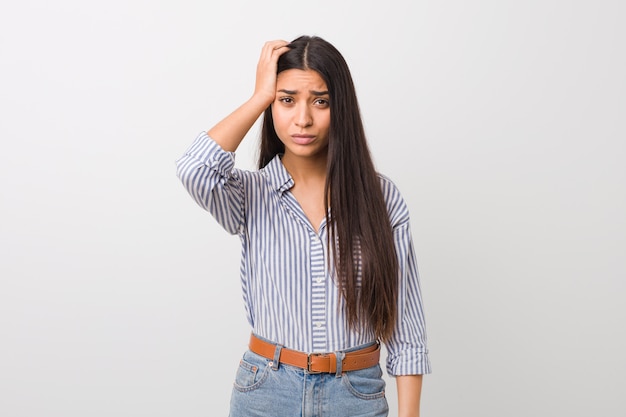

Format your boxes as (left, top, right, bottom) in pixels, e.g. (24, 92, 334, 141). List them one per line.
(176, 132, 431, 375)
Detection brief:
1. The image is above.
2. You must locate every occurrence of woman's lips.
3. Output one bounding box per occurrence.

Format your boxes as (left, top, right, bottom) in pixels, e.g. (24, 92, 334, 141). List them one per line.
(291, 134, 316, 145)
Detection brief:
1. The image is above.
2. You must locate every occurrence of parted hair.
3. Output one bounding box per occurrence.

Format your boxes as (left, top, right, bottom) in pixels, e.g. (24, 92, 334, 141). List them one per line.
(259, 36, 399, 342)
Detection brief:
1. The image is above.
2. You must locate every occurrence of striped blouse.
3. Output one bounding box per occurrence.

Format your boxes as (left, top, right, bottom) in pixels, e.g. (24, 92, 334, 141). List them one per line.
(176, 132, 431, 375)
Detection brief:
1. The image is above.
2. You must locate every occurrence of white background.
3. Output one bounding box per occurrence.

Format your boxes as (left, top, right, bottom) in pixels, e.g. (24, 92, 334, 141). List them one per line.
(1, 0, 625, 416)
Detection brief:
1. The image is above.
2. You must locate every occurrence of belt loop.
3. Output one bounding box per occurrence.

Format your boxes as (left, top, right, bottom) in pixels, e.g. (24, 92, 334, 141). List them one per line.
(271, 344, 283, 371)
(334, 351, 345, 378)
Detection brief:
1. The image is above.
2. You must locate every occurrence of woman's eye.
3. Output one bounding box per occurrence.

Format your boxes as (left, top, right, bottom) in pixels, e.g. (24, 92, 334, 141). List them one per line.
(279, 97, 293, 104)
(315, 99, 329, 106)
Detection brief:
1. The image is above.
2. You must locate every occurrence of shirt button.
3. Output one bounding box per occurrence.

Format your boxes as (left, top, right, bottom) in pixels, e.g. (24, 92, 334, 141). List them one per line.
(315, 322, 323, 328)
(316, 278, 323, 284)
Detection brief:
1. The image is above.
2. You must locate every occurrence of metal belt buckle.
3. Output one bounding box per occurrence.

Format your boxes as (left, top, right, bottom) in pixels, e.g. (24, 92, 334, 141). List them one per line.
(307, 353, 322, 374)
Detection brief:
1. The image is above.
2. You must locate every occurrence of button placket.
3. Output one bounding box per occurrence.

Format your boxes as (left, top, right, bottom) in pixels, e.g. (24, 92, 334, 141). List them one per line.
(310, 230, 327, 351)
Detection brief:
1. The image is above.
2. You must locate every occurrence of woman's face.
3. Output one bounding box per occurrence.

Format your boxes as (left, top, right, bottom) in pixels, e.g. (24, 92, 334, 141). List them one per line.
(272, 69, 330, 163)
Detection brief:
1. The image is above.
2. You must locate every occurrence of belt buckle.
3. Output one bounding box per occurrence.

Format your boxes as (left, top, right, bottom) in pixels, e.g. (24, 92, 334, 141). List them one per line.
(306, 353, 322, 374)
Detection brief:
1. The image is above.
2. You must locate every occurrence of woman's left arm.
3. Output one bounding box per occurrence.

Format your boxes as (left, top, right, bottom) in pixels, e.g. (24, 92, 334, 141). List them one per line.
(396, 375, 423, 417)
(381, 178, 431, 415)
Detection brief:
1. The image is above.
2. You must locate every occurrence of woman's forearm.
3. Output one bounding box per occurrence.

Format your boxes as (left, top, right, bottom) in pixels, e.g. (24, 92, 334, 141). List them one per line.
(207, 94, 271, 152)
(396, 374, 423, 417)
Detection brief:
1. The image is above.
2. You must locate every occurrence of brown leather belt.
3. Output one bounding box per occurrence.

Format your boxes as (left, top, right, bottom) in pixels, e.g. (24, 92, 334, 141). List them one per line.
(249, 333, 380, 373)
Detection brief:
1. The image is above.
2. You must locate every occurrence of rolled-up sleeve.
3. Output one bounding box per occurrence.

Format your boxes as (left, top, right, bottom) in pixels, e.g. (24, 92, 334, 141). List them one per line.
(175, 132, 245, 235)
(385, 221, 432, 375)
(376, 174, 432, 376)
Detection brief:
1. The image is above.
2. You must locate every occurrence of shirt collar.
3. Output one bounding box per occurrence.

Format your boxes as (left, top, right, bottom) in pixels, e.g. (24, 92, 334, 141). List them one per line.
(263, 154, 294, 194)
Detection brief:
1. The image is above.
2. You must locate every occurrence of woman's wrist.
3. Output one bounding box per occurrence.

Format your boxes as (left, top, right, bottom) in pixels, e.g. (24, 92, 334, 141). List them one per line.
(248, 92, 274, 111)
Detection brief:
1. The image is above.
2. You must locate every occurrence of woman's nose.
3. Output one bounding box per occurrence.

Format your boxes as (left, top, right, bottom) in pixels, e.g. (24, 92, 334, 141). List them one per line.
(295, 104, 313, 128)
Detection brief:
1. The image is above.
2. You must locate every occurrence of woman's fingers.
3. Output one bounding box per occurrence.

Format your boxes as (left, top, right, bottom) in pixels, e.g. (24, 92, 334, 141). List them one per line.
(263, 40, 289, 56)
(259, 40, 290, 68)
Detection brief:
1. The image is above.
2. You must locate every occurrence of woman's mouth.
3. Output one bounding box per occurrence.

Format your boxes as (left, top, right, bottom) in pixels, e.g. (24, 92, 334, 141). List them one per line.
(291, 134, 316, 145)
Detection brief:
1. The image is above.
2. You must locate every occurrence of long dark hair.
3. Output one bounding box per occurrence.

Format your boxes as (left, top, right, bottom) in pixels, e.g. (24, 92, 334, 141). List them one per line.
(259, 36, 398, 341)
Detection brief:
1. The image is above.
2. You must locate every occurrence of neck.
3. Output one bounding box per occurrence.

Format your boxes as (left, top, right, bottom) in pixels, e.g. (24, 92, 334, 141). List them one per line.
(281, 152, 327, 184)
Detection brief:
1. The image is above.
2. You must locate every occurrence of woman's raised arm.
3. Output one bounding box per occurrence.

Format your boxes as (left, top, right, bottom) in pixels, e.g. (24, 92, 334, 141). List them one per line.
(208, 40, 290, 152)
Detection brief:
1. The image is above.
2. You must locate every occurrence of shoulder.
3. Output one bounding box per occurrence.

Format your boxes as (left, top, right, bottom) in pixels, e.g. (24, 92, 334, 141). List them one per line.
(376, 173, 411, 228)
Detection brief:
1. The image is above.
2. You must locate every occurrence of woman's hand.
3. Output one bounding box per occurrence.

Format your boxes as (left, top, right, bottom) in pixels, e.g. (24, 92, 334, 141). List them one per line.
(253, 40, 290, 106)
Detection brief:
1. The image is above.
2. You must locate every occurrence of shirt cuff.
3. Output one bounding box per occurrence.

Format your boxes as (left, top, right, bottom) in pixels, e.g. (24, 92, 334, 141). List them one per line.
(386, 348, 432, 376)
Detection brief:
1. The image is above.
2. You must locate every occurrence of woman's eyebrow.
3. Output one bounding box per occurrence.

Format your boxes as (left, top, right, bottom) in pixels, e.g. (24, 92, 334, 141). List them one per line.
(277, 89, 329, 96)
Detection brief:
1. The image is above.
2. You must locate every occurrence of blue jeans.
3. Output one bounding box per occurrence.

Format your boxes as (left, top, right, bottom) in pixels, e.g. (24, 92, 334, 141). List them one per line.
(229, 350, 389, 417)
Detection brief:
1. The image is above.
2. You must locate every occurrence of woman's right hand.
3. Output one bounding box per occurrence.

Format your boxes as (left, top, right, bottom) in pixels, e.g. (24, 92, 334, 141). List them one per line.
(253, 40, 290, 106)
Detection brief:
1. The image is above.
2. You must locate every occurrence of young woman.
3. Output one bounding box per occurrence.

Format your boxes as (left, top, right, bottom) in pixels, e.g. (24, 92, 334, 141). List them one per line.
(176, 36, 431, 417)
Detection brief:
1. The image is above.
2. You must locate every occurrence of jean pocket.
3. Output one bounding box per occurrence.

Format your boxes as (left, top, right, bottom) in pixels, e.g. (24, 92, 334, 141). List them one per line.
(233, 352, 270, 392)
(342, 365, 386, 399)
